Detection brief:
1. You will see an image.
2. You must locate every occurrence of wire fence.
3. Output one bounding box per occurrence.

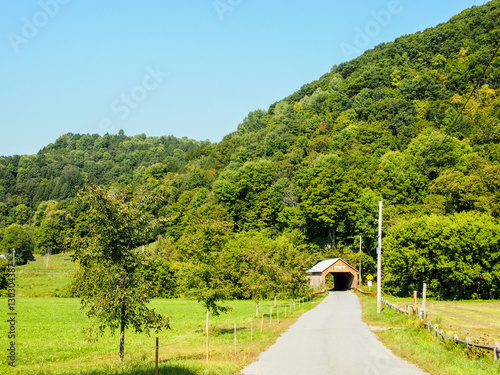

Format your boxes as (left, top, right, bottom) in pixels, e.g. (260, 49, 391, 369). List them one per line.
(152, 292, 325, 364)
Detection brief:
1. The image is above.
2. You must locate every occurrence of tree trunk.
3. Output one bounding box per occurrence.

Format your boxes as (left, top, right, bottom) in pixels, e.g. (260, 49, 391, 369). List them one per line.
(328, 227, 337, 249)
(206, 308, 209, 363)
(119, 306, 125, 361)
(274, 291, 277, 307)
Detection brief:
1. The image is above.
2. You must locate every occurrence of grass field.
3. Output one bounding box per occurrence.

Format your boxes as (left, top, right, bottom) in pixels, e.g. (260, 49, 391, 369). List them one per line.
(0, 297, 324, 374)
(1, 253, 325, 375)
(380, 294, 500, 346)
(4, 254, 500, 374)
(357, 291, 500, 375)
(16, 252, 76, 297)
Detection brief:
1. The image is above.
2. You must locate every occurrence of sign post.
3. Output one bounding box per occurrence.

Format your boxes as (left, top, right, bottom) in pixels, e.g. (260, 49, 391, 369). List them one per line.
(366, 274, 373, 292)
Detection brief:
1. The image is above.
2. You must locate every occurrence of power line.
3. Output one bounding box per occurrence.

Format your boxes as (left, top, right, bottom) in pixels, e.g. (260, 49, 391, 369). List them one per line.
(420, 33, 500, 166)
(449, 40, 500, 132)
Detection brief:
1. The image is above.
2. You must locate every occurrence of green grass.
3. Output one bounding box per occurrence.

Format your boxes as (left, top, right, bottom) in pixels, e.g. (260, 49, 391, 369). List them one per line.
(0, 297, 325, 375)
(379, 294, 500, 346)
(1, 254, 326, 374)
(14, 255, 500, 374)
(357, 292, 500, 375)
(16, 252, 76, 297)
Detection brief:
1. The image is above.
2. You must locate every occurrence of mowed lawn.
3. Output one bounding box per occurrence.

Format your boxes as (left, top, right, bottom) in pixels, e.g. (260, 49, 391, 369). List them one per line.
(426, 300, 500, 345)
(381, 295, 500, 346)
(0, 297, 319, 374)
(1, 253, 325, 375)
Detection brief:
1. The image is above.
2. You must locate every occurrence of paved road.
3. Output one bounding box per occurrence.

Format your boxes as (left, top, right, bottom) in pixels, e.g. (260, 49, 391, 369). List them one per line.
(242, 292, 428, 375)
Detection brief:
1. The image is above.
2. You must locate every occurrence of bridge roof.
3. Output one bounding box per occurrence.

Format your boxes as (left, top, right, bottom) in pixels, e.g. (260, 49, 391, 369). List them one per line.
(306, 258, 357, 273)
(306, 258, 341, 273)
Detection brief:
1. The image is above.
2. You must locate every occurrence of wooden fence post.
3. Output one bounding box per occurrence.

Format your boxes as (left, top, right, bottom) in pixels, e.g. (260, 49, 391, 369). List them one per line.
(434, 324, 438, 338)
(269, 308, 272, 327)
(427, 320, 431, 333)
(234, 323, 237, 355)
(494, 342, 499, 361)
(466, 337, 472, 357)
(413, 290, 417, 317)
(261, 313, 264, 332)
(422, 283, 427, 317)
(155, 337, 159, 375)
(277, 310, 280, 324)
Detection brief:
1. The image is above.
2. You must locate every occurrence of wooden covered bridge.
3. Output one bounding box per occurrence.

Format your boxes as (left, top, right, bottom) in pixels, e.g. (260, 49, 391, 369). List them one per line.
(306, 258, 358, 290)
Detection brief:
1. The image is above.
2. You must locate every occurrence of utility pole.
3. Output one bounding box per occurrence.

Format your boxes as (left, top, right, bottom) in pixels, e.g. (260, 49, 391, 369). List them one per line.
(377, 199, 383, 314)
(358, 235, 362, 286)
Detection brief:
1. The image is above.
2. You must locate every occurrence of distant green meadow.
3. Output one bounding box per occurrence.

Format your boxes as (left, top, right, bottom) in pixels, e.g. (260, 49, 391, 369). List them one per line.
(15, 253, 76, 298)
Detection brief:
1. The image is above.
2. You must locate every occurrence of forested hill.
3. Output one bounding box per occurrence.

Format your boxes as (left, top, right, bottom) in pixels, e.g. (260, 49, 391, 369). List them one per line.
(1, 1, 500, 298)
(0, 132, 208, 209)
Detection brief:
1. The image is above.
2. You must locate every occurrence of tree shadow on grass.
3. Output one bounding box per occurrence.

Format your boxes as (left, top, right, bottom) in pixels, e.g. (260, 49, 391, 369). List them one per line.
(77, 362, 198, 375)
(214, 326, 248, 336)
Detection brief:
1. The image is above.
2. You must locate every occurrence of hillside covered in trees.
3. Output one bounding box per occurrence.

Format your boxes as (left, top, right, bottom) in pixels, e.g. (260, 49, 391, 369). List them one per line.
(1, 0, 500, 300)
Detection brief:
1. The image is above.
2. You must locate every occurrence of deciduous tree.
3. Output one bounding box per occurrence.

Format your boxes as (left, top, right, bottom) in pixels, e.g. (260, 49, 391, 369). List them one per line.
(384, 211, 500, 299)
(177, 212, 232, 362)
(0, 224, 35, 264)
(70, 185, 169, 361)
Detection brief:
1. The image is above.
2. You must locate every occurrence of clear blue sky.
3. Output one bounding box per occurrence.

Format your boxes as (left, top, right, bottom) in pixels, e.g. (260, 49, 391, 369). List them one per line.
(0, 0, 488, 156)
